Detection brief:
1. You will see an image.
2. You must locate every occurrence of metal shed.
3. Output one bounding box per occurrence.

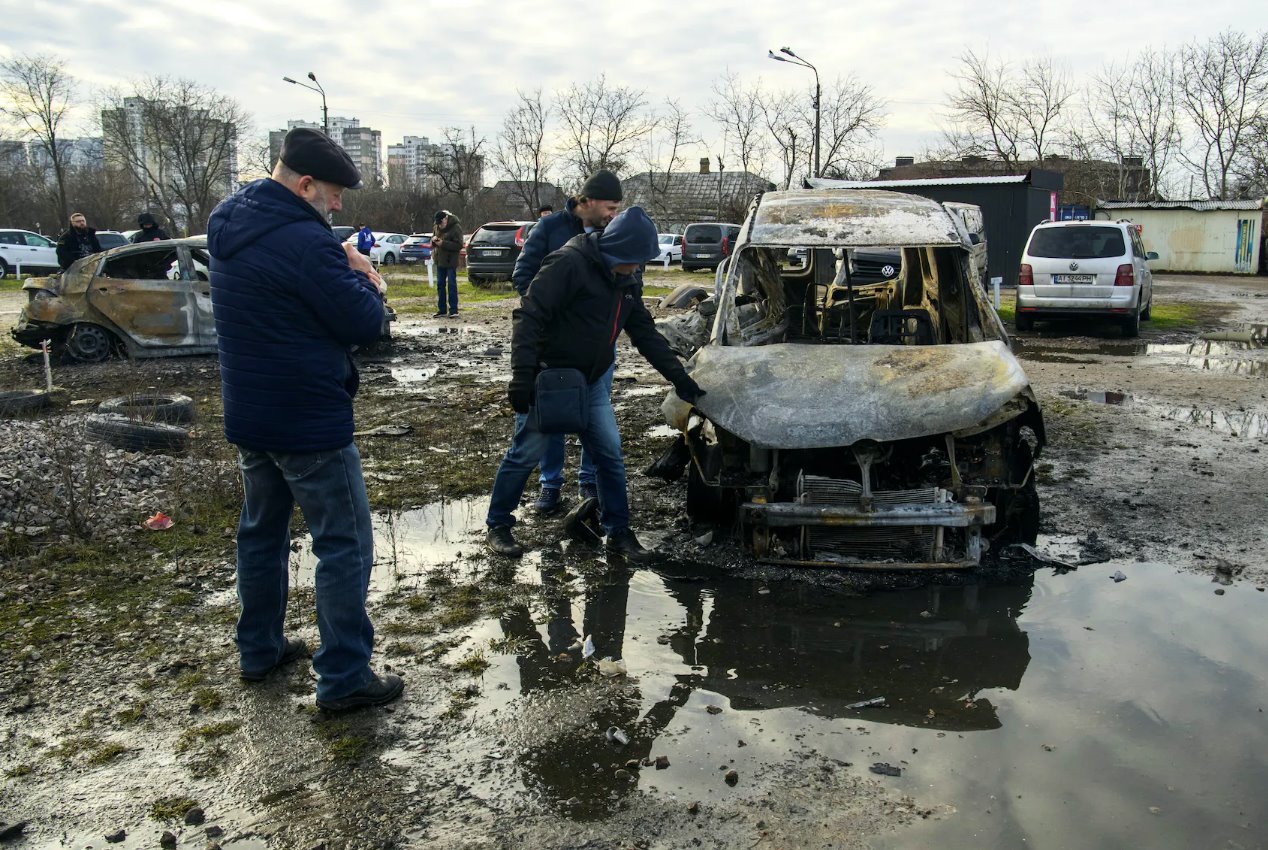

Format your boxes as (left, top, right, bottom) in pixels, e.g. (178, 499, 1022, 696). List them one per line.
(807, 171, 1065, 286)
(1095, 200, 1264, 274)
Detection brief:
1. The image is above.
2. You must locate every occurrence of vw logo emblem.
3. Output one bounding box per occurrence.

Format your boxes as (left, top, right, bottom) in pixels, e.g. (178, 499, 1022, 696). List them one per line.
(881, 264, 896, 277)
(1069, 261, 1079, 271)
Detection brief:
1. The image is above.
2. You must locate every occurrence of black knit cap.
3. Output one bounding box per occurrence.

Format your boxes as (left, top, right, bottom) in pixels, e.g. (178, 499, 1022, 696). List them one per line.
(279, 128, 364, 189)
(581, 169, 622, 201)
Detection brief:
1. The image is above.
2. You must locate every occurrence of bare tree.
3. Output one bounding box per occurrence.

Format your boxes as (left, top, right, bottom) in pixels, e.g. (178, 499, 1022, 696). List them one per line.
(637, 99, 697, 222)
(492, 89, 555, 212)
(758, 92, 800, 189)
(813, 75, 886, 180)
(426, 126, 487, 204)
(555, 75, 655, 183)
(705, 71, 769, 183)
(1176, 29, 1268, 199)
(100, 77, 248, 234)
(946, 50, 1072, 163)
(0, 54, 76, 219)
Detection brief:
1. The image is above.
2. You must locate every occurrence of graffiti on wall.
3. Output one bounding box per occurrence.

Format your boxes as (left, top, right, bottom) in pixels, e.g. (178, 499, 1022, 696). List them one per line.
(1235, 218, 1257, 273)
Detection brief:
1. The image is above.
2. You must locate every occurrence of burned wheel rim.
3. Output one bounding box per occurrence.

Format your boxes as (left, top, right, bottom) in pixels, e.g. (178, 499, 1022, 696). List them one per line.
(65, 323, 115, 362)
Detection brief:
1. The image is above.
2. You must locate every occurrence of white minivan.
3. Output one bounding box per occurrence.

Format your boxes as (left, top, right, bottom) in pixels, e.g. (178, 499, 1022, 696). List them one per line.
(1016, 219, 1157, 337)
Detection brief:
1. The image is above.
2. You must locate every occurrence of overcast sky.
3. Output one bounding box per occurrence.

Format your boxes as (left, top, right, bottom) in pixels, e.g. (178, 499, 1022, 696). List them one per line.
(10, 0, 1268, 184)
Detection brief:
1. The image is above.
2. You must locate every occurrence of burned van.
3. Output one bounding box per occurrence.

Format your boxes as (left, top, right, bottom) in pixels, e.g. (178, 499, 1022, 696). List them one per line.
(658, 189, 1045, 568)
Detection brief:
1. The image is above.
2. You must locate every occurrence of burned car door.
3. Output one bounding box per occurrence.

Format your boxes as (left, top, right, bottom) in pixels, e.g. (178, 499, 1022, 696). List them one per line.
(188, 246, 216, 344)
(87, 245, 207, 352)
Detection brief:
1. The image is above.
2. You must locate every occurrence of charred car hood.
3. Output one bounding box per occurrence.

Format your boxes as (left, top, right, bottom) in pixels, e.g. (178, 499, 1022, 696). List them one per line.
(688, 341, 1030, 449)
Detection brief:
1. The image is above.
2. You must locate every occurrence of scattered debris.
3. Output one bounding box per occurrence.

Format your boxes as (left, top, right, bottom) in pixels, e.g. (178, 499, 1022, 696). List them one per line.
(604, 726, 629, 746)
(706, 704, 723, 715)
(184, 806, 205, 826)
(143, 511, 174, 531)
(596, 657, 627, 677)
(845, 697, 886, 710)
(582, 635, 596, 659)
(724, 769, 739, 786)
(687, 801, 700, 815)
(353, 424, 413, 437)
(655, 755, 671, 770)
(104, 829, 126, 844)
(1111, 570, 1127, 583)
(870, 763, 902, 777)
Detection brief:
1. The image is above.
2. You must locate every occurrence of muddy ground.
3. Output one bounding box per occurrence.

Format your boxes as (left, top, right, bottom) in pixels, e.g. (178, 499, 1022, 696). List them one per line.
(0, 271, 1266, 849)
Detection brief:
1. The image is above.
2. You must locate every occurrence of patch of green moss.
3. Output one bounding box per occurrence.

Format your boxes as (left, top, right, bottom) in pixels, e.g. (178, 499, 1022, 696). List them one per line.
(176, 720, 240, 753)
(4, 764, 32, 778)
(88, 742, 129, 765)
(116, 702, 148, 725)
(150, 796, 199, 821)
(193, 688, 223, 711)
(327, 736, 369, 762)
(453, 650, 490, 676)
(175, 670, 205, 691)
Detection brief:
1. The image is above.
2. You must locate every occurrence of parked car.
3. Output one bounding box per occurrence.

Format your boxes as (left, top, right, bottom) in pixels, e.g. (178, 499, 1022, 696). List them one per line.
(1016, 219, 1156, 337)
(655, 233, 684, 264)
(465, 221, 534, 285)
(0, 229, 59, 277)
(682, 222, 742, 272)
(368, 232, 407, 264)
(331, 225, 356, 243)
(654, 188, 1045, 568)
(944, 201, 988, 284)
(95, 231, 130, 251)
(400, 234, 432, 263)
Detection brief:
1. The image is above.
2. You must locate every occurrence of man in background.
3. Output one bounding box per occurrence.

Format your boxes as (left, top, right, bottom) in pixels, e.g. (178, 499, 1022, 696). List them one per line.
(511, 170, 622, 514)
(432, 209, 463, 317)
(356, 222, 375, 257)
(130, 212, 170, 243)
(55, 212, 102, 270)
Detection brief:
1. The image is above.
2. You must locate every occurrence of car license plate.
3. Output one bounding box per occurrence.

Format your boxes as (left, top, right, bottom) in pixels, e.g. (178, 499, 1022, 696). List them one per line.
(693, 253, 711, 258)
(481, 248, 505, 256)
(1054, 274, 1095, 284)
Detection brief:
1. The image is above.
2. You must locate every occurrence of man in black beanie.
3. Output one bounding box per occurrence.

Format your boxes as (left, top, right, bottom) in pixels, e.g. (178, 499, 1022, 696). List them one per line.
(510, 169, 623, 515)
(486, 206, 704, 561)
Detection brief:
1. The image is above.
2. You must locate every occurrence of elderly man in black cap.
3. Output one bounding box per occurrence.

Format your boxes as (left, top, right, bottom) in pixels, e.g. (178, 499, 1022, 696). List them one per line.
(510, 169, 624, 515)
(208, 127, 403, 713)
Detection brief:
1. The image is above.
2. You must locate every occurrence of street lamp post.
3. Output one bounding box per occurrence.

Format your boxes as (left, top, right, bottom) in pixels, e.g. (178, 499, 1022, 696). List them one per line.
(767, 47, 820, 179)
(282, 72, 328, 136)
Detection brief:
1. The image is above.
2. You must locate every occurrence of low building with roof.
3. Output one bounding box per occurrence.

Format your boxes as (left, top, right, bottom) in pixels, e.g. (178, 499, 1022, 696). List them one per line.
(1094, 199, 1265, 274)
(624, 159, 774, 232)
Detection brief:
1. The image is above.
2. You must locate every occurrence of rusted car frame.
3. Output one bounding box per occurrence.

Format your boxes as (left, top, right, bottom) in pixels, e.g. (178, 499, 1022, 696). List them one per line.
(659, 189, 1045, 569)
(11, 237, 215, 361)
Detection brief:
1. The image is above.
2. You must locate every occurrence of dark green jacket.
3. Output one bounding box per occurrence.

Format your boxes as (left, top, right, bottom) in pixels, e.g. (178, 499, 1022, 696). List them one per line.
(432, 216, 463, 267)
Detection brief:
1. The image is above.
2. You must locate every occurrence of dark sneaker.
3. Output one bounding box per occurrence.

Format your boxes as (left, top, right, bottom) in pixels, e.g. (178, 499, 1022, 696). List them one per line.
(531, 486, 562, 514)
(240, 636, 309, 681)
(432, 311, 446, 318)
(563, 497, 602, 545)
(448, 310, 459, 317)
(605, 527, 656, 564)
(316, 672, 404, 712)
(487, 524, 524, 558)
(579, 482, 598, 501)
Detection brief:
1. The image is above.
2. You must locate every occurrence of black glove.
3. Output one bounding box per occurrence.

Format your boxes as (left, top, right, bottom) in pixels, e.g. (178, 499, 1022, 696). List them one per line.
(673, 375, 706, 404)
(508, 367, 536, 414)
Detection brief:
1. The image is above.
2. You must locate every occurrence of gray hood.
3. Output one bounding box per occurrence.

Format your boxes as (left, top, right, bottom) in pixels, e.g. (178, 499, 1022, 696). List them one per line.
(686, 341, 1030, 449)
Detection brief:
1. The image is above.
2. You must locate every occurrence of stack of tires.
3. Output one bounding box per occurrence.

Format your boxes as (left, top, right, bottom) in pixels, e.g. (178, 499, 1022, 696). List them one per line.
(86, 394, 195, 453)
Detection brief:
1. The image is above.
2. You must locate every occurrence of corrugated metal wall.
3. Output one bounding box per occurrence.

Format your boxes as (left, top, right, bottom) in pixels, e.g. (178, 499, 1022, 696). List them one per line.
(1094, 209, 1262, 274)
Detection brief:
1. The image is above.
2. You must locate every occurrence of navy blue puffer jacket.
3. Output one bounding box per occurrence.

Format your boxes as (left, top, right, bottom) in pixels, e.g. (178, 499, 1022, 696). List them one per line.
(209, 178, 384, 452)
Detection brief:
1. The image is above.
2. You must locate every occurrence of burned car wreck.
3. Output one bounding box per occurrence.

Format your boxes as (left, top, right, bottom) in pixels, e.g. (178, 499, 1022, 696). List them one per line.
(655, 189, 1045, 569)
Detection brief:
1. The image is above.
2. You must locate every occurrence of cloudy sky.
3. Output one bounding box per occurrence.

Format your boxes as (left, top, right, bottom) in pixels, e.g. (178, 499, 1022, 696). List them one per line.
(11, 0, 1268, 183)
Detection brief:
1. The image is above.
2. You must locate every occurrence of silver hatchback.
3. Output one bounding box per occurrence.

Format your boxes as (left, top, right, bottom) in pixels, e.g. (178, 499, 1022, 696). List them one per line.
(1016, 220, 1157, 337)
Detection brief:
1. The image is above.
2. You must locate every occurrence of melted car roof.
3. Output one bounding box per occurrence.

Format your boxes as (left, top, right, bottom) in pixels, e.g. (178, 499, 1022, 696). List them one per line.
(745, 189, 967, 249)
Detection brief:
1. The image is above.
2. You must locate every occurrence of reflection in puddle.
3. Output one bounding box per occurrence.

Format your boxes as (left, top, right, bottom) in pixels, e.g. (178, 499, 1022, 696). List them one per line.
(288, 497, 546, 591)
(390, 365, 439, 383)
(1014, 335, 1268, 377)
(645, 424, 679, 438)
(394, 325, 490, 339)
(1061, 388, 1268, 438)
(412, 563, 1268, 846)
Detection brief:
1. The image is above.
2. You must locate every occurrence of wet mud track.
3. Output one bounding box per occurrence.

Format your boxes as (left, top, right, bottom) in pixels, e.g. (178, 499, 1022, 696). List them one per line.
(3, 276, 1268, 848)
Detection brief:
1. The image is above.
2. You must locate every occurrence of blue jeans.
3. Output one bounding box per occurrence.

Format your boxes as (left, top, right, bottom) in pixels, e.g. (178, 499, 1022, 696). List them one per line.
(487, 377, 629, 535)
(538, 361, 613, 490)
(235, 444, 375, 701)
(436, 266, 458, 313)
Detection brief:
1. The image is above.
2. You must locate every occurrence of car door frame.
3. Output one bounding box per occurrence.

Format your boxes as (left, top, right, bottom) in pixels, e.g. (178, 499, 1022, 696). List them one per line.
(84, 242, 215, 355)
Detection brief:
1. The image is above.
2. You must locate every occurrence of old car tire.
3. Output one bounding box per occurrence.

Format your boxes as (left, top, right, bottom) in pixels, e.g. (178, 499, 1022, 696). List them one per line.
(659, 284, 710, 310)
(65, 323, 116, 362)
(1122, 310, 1140, 338)
(0, 389, 51, 416)
(85, 413, 189, 453)
(98, 393, 195, 424)
(0, 258, 9, 279)
(1014, 314, 1034, 332)
(1141, 297, 1152, 321)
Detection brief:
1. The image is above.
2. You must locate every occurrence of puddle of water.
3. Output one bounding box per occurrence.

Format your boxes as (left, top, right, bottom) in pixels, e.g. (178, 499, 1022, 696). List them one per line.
(1015, 336, 1268, 377)
(1060, 388, 1268, 438)
(423, 562, 1268, 846)
(393, 325, 490, 339)
(390, 365, 439, 384)
(645, 424, 679, 439)
(288, 497, 541, 592)
(622, 385, 670, 398)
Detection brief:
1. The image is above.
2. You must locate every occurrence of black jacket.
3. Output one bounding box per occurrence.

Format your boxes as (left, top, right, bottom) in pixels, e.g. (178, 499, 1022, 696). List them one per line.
(512, 198, 585, 296)
(512, 232, 689, 386)
(56, 227, 102, 270)
(131, 225, 170, 243)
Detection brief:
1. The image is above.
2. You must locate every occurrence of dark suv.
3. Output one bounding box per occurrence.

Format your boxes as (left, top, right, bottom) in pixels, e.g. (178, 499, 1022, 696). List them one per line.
(682, 222, 742, 272)
(466, 221, 535, 285)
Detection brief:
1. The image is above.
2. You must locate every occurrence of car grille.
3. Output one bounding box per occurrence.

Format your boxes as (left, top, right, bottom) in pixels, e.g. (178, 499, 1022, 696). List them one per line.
(799, 475, 947, 562)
